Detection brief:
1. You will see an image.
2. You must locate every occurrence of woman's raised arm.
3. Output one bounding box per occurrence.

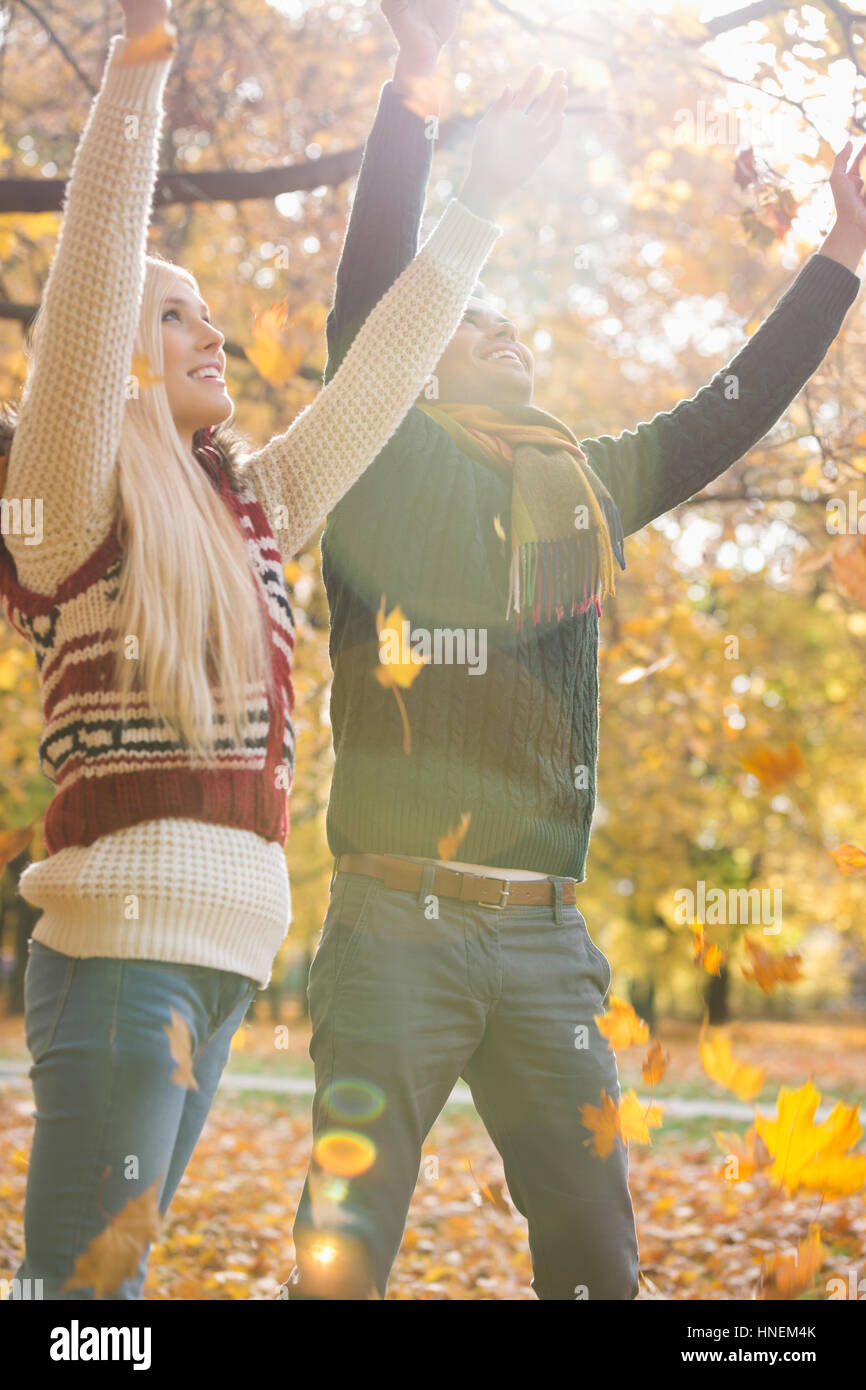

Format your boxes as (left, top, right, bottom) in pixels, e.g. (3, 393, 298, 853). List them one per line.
(2, 2, 176, 595)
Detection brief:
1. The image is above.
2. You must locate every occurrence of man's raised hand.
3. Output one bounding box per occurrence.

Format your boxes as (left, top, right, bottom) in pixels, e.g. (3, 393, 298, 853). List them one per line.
(459, 67, 569, 222)
(384, 0, 463, 94)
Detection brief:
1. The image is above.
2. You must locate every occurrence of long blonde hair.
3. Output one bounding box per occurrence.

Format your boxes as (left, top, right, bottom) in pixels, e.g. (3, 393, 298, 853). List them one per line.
(21, 255, 276, 758)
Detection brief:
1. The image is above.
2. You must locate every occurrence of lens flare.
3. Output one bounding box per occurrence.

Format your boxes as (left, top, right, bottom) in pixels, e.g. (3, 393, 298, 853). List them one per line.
(322, 1078, 386, 1125)
(314, 1129, 377, 1178)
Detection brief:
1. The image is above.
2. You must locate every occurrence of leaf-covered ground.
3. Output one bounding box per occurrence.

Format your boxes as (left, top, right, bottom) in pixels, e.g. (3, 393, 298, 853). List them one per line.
(1, 1017, 864, 1300)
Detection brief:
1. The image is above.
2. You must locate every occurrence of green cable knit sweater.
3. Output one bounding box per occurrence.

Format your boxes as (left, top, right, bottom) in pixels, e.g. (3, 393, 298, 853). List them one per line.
(320, 81, 860, 881)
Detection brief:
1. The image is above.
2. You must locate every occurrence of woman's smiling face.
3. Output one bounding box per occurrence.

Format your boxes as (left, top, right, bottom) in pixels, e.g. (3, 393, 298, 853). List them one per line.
(427, 297, 535, 407)
(160, 283, 232, 442)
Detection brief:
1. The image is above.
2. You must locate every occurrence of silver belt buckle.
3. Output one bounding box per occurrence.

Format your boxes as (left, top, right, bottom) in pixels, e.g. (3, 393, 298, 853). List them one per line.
(487, 878, 511, 910)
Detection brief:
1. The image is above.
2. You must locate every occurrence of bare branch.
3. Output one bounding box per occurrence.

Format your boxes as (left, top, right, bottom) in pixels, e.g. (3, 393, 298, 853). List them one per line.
(0, 111, 477, 213)
(12, 0, 97, 95)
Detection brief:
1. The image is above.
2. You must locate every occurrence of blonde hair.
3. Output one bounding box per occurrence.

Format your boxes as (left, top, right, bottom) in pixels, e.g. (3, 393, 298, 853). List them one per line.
(24, 255, 276, 758)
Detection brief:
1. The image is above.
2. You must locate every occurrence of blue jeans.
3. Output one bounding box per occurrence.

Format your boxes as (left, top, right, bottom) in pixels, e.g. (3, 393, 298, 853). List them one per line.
(288, 869, 640, 1301)
(8, 939, 258, 1300)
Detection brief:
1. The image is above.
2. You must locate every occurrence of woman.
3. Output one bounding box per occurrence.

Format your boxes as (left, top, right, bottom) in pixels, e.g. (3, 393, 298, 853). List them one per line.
(0, 0, 568, 1299)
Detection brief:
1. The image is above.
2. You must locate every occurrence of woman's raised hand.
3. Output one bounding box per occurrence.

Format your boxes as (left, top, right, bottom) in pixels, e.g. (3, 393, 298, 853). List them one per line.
(459, 67, 569, 222)
(119, 0, 171, 38)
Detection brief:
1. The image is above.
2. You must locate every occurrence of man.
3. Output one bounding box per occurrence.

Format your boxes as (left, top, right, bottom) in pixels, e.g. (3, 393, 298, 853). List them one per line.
(286, 0, 865, 1300)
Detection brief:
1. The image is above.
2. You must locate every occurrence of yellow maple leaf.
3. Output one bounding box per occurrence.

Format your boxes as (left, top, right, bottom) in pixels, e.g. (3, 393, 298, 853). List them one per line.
(64, 1182, 162, 1296)
(130, 351, 163, 390)
(755, 1081, 866, 1196)
(617, 1090, 663, 1146)
(372, 597, 428, 755)
(246, 300, 327, 387)
(691, 919, 727, 976)
(699, 1021, 764, 1100)
(374, 601, 429, 691)
(164, 1007, 199, 1091)
(741, 936, 803, 994)
(594, 995, 649, 1051)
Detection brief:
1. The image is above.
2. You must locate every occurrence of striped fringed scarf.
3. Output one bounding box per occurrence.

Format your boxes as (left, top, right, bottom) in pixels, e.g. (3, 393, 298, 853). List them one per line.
(417, 402, 626, 630)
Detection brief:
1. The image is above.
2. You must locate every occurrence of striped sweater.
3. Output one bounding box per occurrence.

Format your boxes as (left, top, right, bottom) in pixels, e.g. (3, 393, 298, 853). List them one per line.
(0, 33, 500, 986)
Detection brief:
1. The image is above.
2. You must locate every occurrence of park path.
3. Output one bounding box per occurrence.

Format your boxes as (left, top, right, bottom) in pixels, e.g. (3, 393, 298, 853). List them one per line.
(0, 1060, 843, 1121)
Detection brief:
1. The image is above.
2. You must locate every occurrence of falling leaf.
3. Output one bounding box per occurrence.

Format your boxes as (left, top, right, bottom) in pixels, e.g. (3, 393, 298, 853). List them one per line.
(739, 741, 804, 789)
(580, 1089, 620, 1158)
(595, 995, 650, 1051)
(692, 920, 727, 976)
(617, 1090, 663, 1146)
(713, 1126, 771, 1183)
(733, 147, 758, 189)
(0, 822, 34, 872)
(117, 20, 178, 65)
(831, 534, 866, 607)
(373, 601, 428, 691)
(699, 1021, 765, 1100)
(759, 1223, 826, 1301)
(755, 1080, 866, 1197)
(373, 597, 428, 755)
(130, 351, 163, 389)
(64, 1182, 162, 1297)
(398, 70, 450, 121)
(830, 842, 866, 876)
(741, 936, 803, 994)
(437, 812, 471, 861)
(247, 299, 328, 387)
(468, 1160, 512, 1215)
(165, 1008, 199, 1091)
(641, 1039, 667, 1085)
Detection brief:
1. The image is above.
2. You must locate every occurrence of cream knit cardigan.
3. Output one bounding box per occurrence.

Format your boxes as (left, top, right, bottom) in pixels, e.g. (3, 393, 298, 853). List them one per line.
(2, 32, 500, 987)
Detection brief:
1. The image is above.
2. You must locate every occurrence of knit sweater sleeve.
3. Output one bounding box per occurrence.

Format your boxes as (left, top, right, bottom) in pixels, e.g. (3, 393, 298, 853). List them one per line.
(578, 252, 860, 538)
(1, 33, 174, 596)
(324, 80, 434, 385)
(244, 198, 501, 562)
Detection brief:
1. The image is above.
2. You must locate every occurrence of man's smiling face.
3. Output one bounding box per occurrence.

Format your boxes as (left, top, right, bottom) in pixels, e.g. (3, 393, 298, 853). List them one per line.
(427, 296, 535, 407)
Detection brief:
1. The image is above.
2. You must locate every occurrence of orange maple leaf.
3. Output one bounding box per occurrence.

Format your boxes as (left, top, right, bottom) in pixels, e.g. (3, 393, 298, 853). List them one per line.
(117, 20, 178, 65)
(741, 936, 803, 994)
(713, 1125, 771, 1183)
(739, 741, 804, 789)
(829, 842, 866, 876)
(691, 919, 727, 976)
(0, 822, 35, 873)
(580, 1089, 620, 1158)
(594, 995, 650, 1051)
(247, 299, 328, 387)
(64, 1182, 162, 1297)
(437, 812, 472, 861)
(164, 1008, 199, 1091)
(373, 597, 428, 754)
(641, 1038, 667, 1086)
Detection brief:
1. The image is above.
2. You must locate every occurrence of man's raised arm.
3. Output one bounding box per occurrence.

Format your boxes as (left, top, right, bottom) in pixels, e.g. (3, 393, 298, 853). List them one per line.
(325, 0, 463, 383)
(578, 141, 866, 539)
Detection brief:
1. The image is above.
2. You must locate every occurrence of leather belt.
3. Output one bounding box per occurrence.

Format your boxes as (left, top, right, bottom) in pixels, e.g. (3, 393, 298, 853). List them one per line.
(334, 852, 577, 910)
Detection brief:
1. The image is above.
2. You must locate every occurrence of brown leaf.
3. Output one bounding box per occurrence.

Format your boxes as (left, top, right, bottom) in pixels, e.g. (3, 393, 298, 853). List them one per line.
(64, 1181, 162, 1297)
